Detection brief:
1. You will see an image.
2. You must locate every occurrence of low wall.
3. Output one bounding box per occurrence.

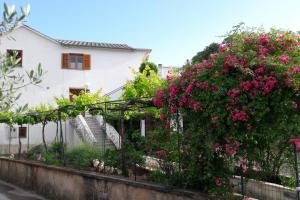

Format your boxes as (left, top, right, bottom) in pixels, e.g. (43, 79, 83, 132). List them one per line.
(0, 158, 213, 200)
(231, 176, 296, 200)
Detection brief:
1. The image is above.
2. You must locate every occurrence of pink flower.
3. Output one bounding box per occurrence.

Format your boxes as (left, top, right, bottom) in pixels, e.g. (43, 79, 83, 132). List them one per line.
(252, 79, 261, 89)
(193, 102, 201, 111)
(156, 149, 167, 158)
(153, 89, 165, 107)
(166, 73, 173, 81)
(225, 141, 240, 156)
(186, 84, 193, 95)
(215, 177, 223, 187)
(262, 76, 277, 95)
(278, 53, 290, 64)
(255, 67, 264, 74)
(231, 109, 248, 122)
(239, 81, 252, 91)
(218, 44, 228, 52)
(170, 105, 178, 113)
(243, 37, 251, 44)
(258, 34, 269, 44)
(227, 89, 240, 98)
(291, 67, 300, 74)
(203, 60, 213, 69)
(210, 53, 219, 59)
(212, 143, 220, 151)
(159, 112, 165, 120)
(178, 100, 184, 107)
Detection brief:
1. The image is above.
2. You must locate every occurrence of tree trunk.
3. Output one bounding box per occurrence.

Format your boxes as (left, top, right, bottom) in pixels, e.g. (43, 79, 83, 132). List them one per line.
(42, 121, 47, 151)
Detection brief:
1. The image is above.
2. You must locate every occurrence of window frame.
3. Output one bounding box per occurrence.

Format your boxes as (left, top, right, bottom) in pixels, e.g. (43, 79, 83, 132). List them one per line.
(69, 53, 84, 70)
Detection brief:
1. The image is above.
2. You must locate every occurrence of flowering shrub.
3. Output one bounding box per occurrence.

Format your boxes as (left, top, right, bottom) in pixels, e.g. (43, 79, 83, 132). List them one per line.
(154, 27, 300, 195)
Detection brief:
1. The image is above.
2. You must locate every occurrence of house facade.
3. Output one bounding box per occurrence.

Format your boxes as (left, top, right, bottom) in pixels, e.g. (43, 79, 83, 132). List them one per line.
(0, 25, 151, 154)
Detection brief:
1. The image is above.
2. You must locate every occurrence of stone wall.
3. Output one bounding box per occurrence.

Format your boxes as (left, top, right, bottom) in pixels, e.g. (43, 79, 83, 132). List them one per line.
(0, 158, 213, 200)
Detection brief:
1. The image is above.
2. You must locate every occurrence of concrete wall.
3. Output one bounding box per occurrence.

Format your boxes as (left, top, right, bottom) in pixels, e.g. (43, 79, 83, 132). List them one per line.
(0, 158, 213, 200)
(231, 176, 296, 200)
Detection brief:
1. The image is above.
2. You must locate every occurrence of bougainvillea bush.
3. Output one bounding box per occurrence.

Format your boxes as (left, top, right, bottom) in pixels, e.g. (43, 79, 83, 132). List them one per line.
(154, 27, 300, 195)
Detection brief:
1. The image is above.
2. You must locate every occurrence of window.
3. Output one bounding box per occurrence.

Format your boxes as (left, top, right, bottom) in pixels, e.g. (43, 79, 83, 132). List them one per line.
(62, 53, 90, 70)
(7, 49, 23, 67)
(19, 127, 27, 138)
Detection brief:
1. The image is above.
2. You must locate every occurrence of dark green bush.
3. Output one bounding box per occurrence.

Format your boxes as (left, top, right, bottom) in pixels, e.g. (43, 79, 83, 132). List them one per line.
(65, 144, 101, 169)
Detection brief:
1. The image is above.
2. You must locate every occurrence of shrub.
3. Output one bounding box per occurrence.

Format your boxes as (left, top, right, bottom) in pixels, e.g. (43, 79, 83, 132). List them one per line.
(154, 26, 300, 195)
(65, 144, 101, 169)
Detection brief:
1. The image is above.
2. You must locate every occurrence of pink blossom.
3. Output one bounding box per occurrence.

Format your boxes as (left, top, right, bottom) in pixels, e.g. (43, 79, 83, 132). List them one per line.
(262, 76, 277, 95)
(258, 34, 269, 44)
(210, 53, 219, 59)
(159, 112, 165, 120)
(278, 53, 290, 64)
(193, 102, 201, 111)
(178, 100, 184, 107)
(239, 81, 252, 91)
(203, 60, 213, 69)
(166, 73, 173, 81)
(218, 44, 228, 52)
(156, 149, 167, 158)
(227, 89, 240, 98)
(215, 177, 223, 187)
(243, 37, 251, 44)
(252, 79, 261, 89)
(291, 66, 300, 74)
(153, 89, 165, 107)
(212, 143, 220, 151)
(255, 67, 264, 74)
(186, 84, 193, 95)
(170, 105, 178, 113)
(225, 141, 240, 156)
(231, 109, 248, 122)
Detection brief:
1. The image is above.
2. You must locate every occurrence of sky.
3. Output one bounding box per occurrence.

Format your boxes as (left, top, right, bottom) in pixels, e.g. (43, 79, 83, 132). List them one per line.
(1, 0, 300, 67)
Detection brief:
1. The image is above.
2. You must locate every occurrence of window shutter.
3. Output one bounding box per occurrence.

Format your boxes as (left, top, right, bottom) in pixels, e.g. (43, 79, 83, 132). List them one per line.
(62, 53, 70, 69)
(83, 54, 91, 70)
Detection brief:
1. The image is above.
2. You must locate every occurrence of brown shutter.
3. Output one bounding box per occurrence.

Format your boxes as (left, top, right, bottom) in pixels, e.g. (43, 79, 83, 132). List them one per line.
(62, 53, 70, 69)
(83, 54, 91, 70)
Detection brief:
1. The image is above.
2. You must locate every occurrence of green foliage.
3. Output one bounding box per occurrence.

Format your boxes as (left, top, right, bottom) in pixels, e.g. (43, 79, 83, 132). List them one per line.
(43, 142, 63, 166)
(149, 170, 167, 184)
(65, 144, 101, 169)
(191, 42, 219, 64)
(122, 67, 163, 100)
(103, 148, 120, 168)
(0, 3, 44, 112)
(26, 144, 45, 160)
(139, 61, 158, 75)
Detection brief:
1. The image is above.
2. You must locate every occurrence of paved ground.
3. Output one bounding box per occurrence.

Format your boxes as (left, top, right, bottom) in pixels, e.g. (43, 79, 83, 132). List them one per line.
(0, 180, 47, 200)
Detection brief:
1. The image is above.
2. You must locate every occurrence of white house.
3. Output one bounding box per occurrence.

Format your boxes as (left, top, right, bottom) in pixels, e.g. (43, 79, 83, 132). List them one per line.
(0, 25, 151, 154)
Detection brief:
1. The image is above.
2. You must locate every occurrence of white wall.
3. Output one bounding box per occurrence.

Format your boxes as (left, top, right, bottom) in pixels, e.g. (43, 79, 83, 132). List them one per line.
(0, 26, 149, 152)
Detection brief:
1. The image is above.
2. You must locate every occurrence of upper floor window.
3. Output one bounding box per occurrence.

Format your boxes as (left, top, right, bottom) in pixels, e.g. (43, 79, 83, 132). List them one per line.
(7, 49, 23, 67)
(62, 53, 90, 70)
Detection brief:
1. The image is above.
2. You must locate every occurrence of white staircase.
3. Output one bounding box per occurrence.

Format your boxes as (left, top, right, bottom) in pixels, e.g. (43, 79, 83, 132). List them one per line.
(70, 113, 118, 149)
(84, 114, 115, 149)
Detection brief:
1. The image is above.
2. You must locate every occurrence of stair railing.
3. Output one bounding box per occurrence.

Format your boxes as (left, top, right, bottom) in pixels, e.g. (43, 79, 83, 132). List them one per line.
(95, 116, 121, 149)
(70, 115, 97, 143)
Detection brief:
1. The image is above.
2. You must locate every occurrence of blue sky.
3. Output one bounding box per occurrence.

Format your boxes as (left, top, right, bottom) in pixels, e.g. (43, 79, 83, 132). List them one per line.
(2, 0, 300, 66)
